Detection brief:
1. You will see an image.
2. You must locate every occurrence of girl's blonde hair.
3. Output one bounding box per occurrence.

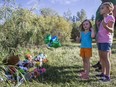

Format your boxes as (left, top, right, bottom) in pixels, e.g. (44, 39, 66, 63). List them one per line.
(79, 19, 92, 31)
(102, 2, 114, 14)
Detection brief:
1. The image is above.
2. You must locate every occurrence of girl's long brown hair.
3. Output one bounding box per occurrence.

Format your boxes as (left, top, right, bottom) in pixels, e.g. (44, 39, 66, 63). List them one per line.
(102, 2, 114, 15)
(79, 19, 92, 31)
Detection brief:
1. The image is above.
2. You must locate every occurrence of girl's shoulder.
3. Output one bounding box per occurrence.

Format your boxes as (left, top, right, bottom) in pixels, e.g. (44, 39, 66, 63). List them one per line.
(105, 15, 115, 23)
(107, 15, 115, 19)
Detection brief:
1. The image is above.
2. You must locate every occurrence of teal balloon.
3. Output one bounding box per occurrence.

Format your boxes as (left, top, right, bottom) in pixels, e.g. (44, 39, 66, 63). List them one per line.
(52, 41, 61, 48)
(44, 34, 52, 44)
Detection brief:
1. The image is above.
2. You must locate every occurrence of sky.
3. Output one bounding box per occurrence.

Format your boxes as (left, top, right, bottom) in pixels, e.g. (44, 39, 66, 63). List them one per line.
(4, 0, 102, 19)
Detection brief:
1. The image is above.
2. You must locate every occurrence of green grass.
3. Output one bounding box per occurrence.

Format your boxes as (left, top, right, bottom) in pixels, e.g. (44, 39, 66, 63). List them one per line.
(0, 41, 116, 87)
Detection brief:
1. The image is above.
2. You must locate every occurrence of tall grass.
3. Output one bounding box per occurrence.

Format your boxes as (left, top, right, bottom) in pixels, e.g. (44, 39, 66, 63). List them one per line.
(0, 41, 116, 87)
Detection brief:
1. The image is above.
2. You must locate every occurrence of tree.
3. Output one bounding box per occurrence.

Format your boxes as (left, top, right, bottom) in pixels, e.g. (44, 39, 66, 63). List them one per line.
(91, 15, 95, 21)
(63, 9, 72, 21)
(40, 8, 58, 17)
(72, 15, 77, 23)
(0, 9, 37, 51)
(0, 0, 16, 21)
(0, 8, 72, 52)
(77, 9, 87, 22)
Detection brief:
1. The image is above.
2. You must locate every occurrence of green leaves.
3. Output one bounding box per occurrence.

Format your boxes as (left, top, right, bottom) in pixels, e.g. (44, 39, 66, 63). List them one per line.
(0, 8, 72, 52)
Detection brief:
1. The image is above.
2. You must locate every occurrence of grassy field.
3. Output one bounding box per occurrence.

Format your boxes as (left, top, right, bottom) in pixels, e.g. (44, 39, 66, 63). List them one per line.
(0, 41, 116, 87)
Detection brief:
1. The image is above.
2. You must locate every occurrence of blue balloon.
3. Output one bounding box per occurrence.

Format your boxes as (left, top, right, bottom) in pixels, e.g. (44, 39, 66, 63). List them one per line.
(51, 36, 58, 42)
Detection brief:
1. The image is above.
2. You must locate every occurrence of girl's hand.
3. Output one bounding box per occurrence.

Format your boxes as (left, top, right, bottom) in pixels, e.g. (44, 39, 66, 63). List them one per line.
(76, 36, 80, 43)
(90, 28, 95, 38)
(90, 28, 94, 31)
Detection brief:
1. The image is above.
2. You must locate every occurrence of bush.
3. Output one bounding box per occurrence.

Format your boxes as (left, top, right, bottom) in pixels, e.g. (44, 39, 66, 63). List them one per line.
(71, 22, 81, 41)
(0, 9, 72, 51)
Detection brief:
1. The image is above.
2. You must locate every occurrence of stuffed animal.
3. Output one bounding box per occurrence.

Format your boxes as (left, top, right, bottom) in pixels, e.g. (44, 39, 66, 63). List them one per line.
(34, 53, 48, 67)
(2, 55, 20, 65)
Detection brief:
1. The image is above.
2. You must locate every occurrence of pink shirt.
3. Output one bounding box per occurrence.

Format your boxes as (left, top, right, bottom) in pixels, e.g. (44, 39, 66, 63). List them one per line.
(97, 15, 115, 43)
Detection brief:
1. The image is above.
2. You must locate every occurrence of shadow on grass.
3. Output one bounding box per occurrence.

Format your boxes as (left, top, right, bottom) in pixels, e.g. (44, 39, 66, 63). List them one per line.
(39, 65, 81, 83)
(62, 43, 80, 49)
(36, 64, 98, 84)
(112, 42, 116, 54)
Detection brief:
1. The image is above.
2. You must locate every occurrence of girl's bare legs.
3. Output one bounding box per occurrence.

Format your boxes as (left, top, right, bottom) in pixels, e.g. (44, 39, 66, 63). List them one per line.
(99, 50, 111, 77)
(99, 50, 106, 74)
(102, 51, 111, 77)
(83, 58, 90, 76)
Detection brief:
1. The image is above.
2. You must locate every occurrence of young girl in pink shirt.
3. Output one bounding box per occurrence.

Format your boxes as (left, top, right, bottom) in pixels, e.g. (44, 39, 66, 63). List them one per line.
(96, 2, 115, 82)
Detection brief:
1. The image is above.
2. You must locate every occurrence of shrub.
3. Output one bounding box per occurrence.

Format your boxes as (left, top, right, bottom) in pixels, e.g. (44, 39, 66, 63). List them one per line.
(0, 9, 72, 51)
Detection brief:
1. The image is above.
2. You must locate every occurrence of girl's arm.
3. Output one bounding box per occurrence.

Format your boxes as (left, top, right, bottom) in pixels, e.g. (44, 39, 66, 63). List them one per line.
(91, 28, 95, 38)
(102, 20, 114, 33)
(76, 33, 81, 43)
(76, 36, 81, 43)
